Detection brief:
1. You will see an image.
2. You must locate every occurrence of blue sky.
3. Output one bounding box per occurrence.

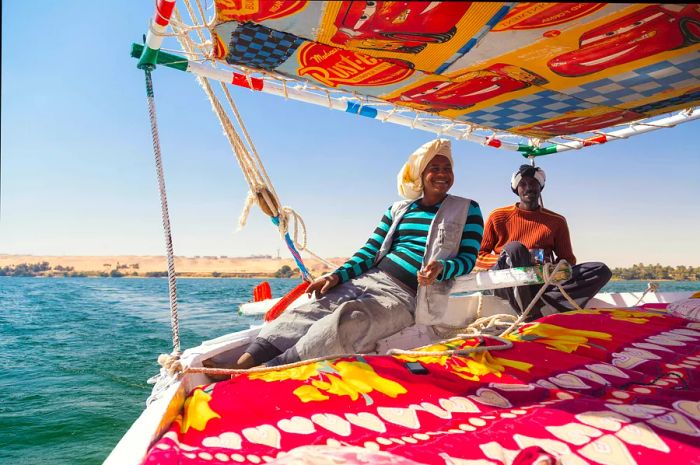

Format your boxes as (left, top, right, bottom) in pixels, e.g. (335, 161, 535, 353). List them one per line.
(2, 1, 699, 267)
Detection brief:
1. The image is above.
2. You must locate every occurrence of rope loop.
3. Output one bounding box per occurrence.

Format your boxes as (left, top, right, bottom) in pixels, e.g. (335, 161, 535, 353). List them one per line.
(278, 206, 308, 251)
(499, 260, 579, 337)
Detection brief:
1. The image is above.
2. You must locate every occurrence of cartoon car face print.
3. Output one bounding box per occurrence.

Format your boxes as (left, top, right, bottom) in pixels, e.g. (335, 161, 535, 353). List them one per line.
(332, 1, 471, 54)
(389, 63, 548, 112)
(523, 110, 641, 137)
(548, 4, 700, 77)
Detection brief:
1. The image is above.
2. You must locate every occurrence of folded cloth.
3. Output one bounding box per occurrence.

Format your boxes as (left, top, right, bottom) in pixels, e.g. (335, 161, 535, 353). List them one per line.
(668, 297, 700, 321)
(397, 139, 453, 199)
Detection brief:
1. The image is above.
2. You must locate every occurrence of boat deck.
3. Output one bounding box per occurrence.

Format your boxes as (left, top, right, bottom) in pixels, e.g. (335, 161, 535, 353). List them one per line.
(142, 304, 700, 465)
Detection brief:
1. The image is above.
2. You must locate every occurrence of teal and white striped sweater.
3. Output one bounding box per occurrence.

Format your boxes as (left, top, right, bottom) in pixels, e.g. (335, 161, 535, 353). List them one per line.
(332, 200, 484, 290)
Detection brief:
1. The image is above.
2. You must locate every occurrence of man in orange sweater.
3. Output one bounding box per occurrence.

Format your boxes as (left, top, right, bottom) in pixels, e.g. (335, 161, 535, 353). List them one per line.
(477, 165, 611, 320)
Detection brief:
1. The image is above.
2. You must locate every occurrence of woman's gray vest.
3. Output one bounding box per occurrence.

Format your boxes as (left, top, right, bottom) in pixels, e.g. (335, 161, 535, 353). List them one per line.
(374, 195, 470, 326)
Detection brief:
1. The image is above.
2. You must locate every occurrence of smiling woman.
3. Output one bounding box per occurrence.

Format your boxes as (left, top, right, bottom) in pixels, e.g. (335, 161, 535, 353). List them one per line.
(213, 139, 484, 370)
(419, 155, 454, 204)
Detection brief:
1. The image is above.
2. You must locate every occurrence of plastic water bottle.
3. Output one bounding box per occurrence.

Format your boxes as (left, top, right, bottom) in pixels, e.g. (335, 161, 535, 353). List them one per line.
(530, 248, 545, 265)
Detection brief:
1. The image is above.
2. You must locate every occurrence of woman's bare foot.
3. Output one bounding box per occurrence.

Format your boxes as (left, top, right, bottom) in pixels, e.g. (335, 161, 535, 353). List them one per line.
(201, 353, 257, 381)
(234, 353, 256, 369)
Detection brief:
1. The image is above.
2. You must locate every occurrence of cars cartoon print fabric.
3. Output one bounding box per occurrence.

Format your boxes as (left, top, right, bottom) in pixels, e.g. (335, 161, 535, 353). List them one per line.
(388, 64, 547, 112)
(332, 1, 471, 54)
(210, 1, 700, 138)
(548, 4, 700, 77)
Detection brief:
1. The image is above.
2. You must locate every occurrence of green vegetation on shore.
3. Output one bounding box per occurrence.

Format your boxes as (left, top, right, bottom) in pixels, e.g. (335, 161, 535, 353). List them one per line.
(610, 263, 699, 281)
(274, 265, 296, 278)
(0, 261, 121, 277)
(3, 261, 699, 280)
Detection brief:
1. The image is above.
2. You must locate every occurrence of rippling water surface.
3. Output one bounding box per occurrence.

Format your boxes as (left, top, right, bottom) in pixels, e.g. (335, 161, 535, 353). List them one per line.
(1, 277, 697, 464)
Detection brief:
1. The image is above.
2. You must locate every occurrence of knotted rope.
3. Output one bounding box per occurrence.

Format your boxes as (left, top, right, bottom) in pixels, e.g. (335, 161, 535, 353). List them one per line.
(633, 281, 659, 307)
(430, 292, 519, 339)
(459, 314, 520, 336)
(499, 260, 581, 337)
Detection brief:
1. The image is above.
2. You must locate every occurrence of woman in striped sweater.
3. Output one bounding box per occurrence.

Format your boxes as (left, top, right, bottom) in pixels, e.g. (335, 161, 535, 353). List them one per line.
(231, 139, 483, 369)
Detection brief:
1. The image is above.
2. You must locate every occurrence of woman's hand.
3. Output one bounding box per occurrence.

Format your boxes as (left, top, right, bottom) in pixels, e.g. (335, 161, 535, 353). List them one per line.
(306, 274, 339, 298)
(417, 261, 444, 286)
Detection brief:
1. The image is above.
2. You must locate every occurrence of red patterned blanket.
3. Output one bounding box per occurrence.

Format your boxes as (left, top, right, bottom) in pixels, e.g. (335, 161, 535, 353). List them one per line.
(144, 307, 700, 465)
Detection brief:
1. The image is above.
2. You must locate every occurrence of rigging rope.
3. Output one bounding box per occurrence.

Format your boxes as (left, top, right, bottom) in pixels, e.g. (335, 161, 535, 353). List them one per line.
(169, 1, 330, 280)
(143, 68, 181, 357)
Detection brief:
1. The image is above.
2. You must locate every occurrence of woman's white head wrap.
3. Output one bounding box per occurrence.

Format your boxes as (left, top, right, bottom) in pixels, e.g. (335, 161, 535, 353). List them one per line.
(510, 164, 546, 193)
(397, 139, 453, 199)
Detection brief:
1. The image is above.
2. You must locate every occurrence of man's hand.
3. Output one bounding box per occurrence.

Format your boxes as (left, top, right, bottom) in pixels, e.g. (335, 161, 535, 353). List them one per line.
(417, 261, 444, 286)
(306, 274, 339, 298)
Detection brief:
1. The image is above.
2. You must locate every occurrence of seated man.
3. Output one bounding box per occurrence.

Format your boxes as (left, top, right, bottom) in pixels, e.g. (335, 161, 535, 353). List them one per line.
(476, 164, 611, 319)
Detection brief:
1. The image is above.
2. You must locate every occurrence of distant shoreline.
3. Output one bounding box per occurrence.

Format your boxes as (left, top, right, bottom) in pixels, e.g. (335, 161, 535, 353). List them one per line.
(0, 254, 347, 279)
(1, 255, 698, 281)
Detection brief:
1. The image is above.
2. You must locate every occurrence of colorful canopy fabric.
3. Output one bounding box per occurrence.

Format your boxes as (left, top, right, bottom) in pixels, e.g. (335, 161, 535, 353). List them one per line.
(207, 2, 700, 140)
(143, 306, 700, 465)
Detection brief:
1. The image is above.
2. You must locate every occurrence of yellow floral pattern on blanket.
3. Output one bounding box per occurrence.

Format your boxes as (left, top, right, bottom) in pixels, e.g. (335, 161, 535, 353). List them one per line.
(180, 388, 221, 433)
(249, 360, 407, 403)
(563, 308, 665, 324)
(396, 341, 532, 381)
(508, 323, 612, 353)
